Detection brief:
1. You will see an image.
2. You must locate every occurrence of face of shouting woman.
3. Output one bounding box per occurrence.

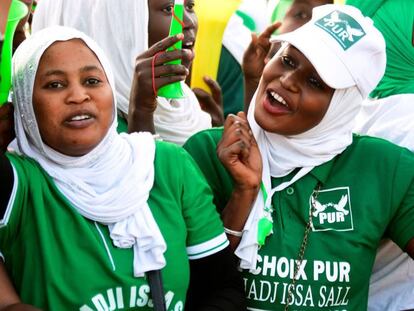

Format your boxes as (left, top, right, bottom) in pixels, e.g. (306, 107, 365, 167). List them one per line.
(254, 44, 334, 136)
(33, 39, 114, 157)
(148, 0, 198, 69)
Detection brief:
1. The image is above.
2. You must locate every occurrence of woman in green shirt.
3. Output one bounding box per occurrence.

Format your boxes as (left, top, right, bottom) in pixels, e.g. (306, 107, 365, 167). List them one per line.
(184, 4, 414, 310)
(0, 26, 245, 310)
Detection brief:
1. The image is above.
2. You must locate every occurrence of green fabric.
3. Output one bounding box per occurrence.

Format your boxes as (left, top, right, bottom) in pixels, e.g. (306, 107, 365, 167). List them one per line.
(347, 0, 414, 98)
(217, 47, 245, 117)
(1, 141, 226, 310)
(116, 114, 128, 133)
(184, 128, 414, 310)
(271, 0, 293, 23)
(235, 10, 257, 32)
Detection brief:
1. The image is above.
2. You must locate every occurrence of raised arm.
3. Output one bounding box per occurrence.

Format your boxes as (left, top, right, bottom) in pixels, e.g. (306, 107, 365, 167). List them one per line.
(242, 22, 281, 113)
(216, 112, 262, 249)
(128, 34, 193, 134)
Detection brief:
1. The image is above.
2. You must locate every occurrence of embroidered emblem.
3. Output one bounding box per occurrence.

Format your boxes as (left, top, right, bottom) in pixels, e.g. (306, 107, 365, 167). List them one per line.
(310, 187, 354, 232)
(315, 10, 366, 50)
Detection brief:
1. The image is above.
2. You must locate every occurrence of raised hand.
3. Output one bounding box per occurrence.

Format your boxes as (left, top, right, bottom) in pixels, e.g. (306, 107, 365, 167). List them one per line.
(242, 22, 281, 112)
(217, 112, 261, 191)
(193, 76, 224, 127)
(128, 34, 193, 133)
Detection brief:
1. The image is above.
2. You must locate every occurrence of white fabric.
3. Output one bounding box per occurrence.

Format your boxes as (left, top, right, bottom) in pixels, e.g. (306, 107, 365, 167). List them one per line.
(271, 4, 386, 98)
(154, 83, 212, 146)
(12, 26, 166, 277)
(32, 0, 211, 145)
(222, 14, 252, 65)
(236, 86, 362, 270)
(354, 94, 414, 311)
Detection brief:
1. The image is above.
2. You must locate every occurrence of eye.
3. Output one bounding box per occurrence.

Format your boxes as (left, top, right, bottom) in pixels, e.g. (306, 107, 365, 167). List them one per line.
(293, 10, 310, 20)
(162, 4, 174, 14)
(308, 76, 324, 90)
(85, 77, 101, 86)
(185, 1, 195, 11)
(281, 55, 296, 68)
(46, 81, 64, 89)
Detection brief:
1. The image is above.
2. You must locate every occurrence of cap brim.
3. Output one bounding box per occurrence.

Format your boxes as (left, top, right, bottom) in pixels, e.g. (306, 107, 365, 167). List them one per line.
(270, 24, 355, 90)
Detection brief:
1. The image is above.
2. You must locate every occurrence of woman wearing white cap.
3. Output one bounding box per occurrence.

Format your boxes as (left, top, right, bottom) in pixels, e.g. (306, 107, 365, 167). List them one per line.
(184, 4, 414, 310)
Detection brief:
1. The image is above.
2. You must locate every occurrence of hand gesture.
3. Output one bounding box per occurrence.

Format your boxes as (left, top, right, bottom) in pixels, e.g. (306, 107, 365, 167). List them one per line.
(129, 34, 193, 116)
(217, 112, 262, 191)
(242, 22, 281, 113)
(192, 76, 224, 127)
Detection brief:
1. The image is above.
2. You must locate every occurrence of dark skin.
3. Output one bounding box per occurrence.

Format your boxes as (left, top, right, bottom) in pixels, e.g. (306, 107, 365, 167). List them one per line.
(243, 0, 333, 113)
(218, 45, 414, 258)
(128, 0, 224, 134)
(0, 262, 41, 311)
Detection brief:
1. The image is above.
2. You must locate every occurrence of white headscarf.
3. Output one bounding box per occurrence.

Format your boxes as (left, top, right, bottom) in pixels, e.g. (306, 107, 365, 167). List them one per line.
(32, 0, 212, 145)
(12, 26, 166, 277)
(236, 81, 363, 271)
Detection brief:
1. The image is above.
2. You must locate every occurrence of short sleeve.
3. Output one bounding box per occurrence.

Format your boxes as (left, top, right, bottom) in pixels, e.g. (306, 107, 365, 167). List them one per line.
(183, 128, 234, 212)
(387, 148, 414, 250)
(177, 147, 229, 260)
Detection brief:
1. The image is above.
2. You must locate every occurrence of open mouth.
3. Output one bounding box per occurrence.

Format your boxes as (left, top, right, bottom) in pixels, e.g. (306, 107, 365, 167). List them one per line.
(267, 90, 289, 109)
(65, 113, 95, 128)
(182, 40, 194, 50)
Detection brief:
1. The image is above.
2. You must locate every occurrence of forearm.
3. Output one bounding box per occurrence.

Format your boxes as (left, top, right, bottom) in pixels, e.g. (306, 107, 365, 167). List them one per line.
(185, 246, 246, 311)
(222, 187, 259, 250)
(127, 107, 156, 134)
(243, 78, 260, 114)
(0, 261, 40, 311)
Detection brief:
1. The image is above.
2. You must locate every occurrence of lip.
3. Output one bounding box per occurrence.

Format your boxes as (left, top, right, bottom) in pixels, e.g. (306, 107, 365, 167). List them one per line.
(182, 33, 195, 51)
(64, 111, 96, 129)
(262, 88, 293, 116)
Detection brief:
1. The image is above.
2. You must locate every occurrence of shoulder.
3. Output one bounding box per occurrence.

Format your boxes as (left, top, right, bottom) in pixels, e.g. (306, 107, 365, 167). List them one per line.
(184, 127, 223, 153)
(343, 134, 414, 161)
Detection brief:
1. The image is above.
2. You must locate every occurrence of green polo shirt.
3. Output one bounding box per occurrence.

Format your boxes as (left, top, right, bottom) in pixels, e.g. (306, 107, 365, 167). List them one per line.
(184, 128, 414, 311)
(0, 141, 227, 310)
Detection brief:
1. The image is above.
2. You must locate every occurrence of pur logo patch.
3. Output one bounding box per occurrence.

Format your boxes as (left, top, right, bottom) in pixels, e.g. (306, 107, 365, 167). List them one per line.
(310, 187, 354, 232)
(315, 10, 366, 50)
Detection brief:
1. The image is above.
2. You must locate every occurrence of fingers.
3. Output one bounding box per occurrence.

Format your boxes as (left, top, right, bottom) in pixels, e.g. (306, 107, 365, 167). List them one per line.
(142, 33, 184, 58)
(152, 49, 194, 66)
(203, 76, 222, 104)
(259, 21, 282, 40)
(222, 113, 253, 146)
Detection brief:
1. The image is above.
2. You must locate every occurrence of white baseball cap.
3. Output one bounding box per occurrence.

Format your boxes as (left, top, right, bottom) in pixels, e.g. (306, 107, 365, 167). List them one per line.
(270, 4, 386, 98)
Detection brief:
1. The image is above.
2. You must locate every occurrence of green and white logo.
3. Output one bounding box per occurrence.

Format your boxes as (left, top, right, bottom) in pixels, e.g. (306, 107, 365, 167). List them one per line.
(315, 10, 366, 50)
(310, 187, 353, 232)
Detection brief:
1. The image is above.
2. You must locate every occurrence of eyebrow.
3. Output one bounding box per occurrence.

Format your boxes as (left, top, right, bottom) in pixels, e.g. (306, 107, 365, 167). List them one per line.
(43, 65, 103, 77)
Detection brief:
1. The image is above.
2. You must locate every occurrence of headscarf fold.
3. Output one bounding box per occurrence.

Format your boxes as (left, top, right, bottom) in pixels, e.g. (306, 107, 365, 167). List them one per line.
(32, 0, 211, 145)
(237, 84, 362, 270)
(347, 0, 414, 98)
(12, 26, 166, 277)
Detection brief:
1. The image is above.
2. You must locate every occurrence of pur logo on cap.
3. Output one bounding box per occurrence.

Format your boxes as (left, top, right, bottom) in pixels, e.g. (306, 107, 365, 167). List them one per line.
(315, 10, 366, 50)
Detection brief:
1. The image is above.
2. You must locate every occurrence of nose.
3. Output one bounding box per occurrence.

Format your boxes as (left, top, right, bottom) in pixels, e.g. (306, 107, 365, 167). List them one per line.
(279, 71, 299, 93)
(66, 84, 91, 104)
(183, 7, 197, 31)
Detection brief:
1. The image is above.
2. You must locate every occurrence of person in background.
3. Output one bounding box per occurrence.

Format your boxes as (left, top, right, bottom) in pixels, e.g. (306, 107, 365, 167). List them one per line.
(0, 26, 245, 310)
(243, 0, 333, 112)
(184, 4, 414, 310)
(350, 0, 414, 310)
(32, 0, 224, 145)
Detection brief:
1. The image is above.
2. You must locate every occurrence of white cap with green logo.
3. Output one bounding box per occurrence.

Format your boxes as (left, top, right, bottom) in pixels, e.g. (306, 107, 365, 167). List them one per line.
(270, 4, 386, 98)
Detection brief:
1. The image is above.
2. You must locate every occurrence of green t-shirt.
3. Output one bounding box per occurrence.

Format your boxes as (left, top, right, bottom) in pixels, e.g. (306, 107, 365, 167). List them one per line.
(0, 141, 227, 310)
(184, 128, 414, 311)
